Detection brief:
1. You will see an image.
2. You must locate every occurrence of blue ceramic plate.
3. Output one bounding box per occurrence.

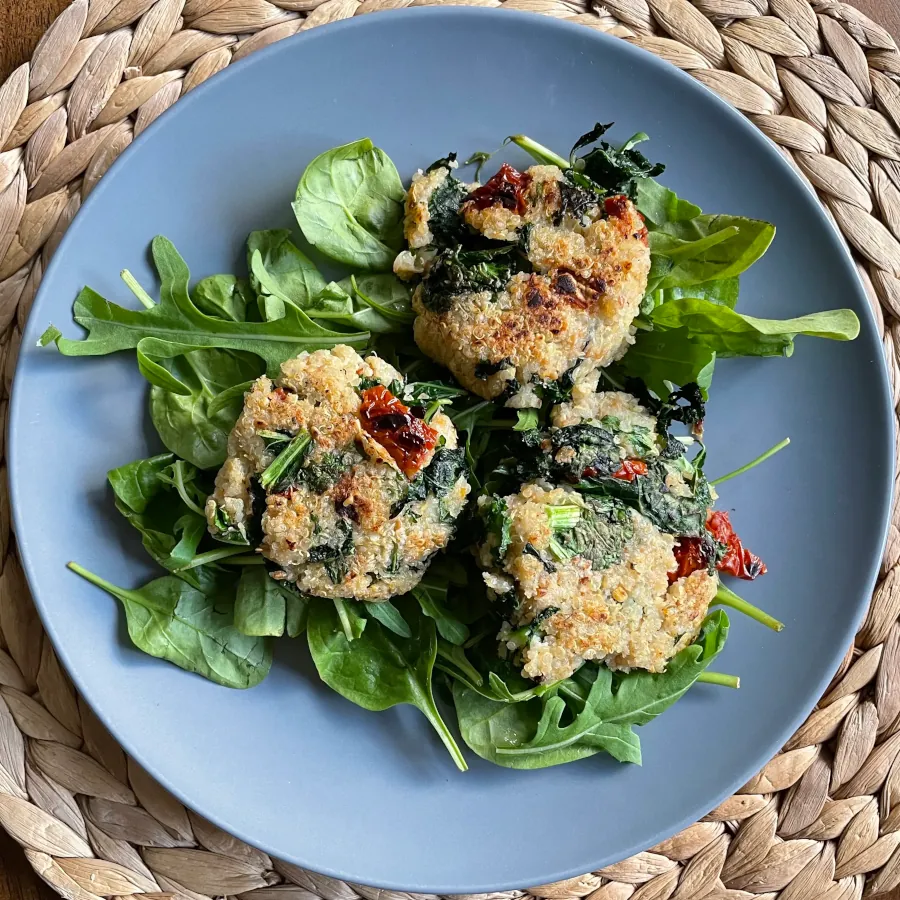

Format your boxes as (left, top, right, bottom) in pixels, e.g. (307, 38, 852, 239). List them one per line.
(9, 9, 894, 892)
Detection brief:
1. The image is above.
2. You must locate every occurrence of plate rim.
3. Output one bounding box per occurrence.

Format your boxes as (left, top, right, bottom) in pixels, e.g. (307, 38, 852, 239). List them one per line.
(8, 7, 896, 891)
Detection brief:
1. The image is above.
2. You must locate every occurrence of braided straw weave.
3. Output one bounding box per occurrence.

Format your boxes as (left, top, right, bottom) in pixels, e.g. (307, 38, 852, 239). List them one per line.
(0, 0, 900, 897)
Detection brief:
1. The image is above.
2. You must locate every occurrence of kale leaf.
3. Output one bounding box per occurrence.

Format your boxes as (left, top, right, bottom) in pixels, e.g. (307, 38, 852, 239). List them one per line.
(420, 244, 519, 313)
(555, 497, 634, 570)
(301, 451, 354, 493)
(308, 520, 355, 584)
(571, 124, 665, 201)
(579, 457, 713, 538)
(427, 175, 470, 247)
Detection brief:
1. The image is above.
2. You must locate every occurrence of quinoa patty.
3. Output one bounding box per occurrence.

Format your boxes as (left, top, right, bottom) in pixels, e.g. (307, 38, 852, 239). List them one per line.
(477, 483, 717, 682)
(206, 346, 471, 601)
(404, 163, 651, 408)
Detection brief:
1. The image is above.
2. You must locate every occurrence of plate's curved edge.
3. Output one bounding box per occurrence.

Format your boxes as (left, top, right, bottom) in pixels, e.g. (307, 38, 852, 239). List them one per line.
(8, 8, 895, 892)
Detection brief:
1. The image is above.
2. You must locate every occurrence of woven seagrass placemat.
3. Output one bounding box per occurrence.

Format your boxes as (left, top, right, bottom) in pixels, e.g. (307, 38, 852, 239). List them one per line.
(1, 0, 899, 897)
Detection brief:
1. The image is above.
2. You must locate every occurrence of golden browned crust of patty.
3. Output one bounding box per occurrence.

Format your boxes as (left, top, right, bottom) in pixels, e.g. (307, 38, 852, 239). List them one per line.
(479, 484, 717, 682)
(411, 165, 650, 407)
(206, 346, 470, 602)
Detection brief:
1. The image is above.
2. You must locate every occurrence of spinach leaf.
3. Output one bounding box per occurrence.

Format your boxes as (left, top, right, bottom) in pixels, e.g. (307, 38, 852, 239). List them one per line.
(247, 229, 326, 317)
(147, 347, 263, 469)
(340, 274, 414, 325)
(481, 496, 512, 559)
(235, 567, 308, 638)
(650, 298, 860, 357)
(300, 450, 354, 493)
(108, 453, 174, 513)
(293, 138, 405, 271)
(69, 564, 272, 689)
(644, 277, 740, 314)
(193, 275, 253, 322)
(648, 216, 775, 289)
(39, 237, 368, 376)
(616, 327, 716, 399)
(108, 454, 222, 591)
(307, 596, 467, 770)
(635, 178, 701, 227)
(580, 456, 713, 538)
(365, 600, 411, 639)
(308, 519, 355, 584)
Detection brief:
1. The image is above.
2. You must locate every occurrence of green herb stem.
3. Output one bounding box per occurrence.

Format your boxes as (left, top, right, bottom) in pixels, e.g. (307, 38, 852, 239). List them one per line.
(220, 554, 266, 566)
(68, 562, 130, 600)
(334, 598, 356, 643)
(120, 269, 156, 310)
(259, 430, 311, 490)
(714, 583, 784, 633)
(169, 462, 206, 517)
(437, 641, 482, 686)
(547, 537, 574, 563)
(711, 437, 791, 486)
(547, 505, 582, 531)
(176, 546, 250, 571)
(506, 135, 568, 169)
(424, 399, 449, 422)
(697, 671, 740, 689)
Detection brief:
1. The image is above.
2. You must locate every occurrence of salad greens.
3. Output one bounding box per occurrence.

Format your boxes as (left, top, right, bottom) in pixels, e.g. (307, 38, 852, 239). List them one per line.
(43, 123, 857, 772)
(293, 138, 405, 271)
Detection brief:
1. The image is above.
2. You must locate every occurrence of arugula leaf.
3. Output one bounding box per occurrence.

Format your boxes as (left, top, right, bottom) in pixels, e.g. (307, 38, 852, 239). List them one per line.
(365, 599, 412, 639)
(514, 409, 539, 431)
(293, 138, 405, 271)
(452, 683, 640, 768)
(650, 298, 860, 357)
(192, 275, 253, 322)
(69, 564, 271, 689)
(235, 567, 308, 638)
(307, 596, 467, 770)
(39, 237, 368, 376)
(413, 580, 469, 645)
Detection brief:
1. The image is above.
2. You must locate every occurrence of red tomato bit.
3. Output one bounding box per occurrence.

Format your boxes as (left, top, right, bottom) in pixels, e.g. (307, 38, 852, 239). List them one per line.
(671, 538, 708, 582)
(672, 510, 767, 583)
(359, 386, 438, 479)
(468, 163, 532, 214)
(611, 459, 648, 482)
(706, 510, 767, 580)
(604, 194, 630, 219)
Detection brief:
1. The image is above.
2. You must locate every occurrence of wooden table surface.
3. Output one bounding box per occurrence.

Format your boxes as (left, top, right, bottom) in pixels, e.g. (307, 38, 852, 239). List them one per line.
(0, 0, 898, 897)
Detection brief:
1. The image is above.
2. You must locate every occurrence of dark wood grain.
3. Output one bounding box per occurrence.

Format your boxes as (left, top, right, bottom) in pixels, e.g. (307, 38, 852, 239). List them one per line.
(0, 0, 899, 898)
